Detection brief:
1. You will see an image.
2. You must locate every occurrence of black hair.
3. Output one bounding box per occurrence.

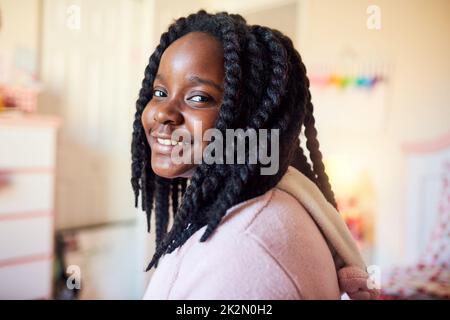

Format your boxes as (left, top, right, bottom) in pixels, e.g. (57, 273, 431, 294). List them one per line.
(131, 10, 338, 271)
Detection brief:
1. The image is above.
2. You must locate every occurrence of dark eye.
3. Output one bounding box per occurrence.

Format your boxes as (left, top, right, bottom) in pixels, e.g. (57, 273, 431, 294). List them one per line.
(188, 95, 210, 103)
(153, 89, 166, 97)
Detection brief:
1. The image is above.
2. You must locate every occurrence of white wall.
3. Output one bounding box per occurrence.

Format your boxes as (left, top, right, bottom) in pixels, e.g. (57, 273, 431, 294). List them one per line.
(36, 0, 158, 298)
(300, 0, 450, 141)
(39, 0, 151, 229)
(0, 0, 41, 83)
(298, 0, 450, 267)
(0, 0, 40, 50)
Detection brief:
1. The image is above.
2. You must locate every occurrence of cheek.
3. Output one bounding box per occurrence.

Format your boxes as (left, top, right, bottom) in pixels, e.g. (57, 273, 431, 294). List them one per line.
(184, 109, 220, 156)
(141, 103, 155, 131)
(184, 109, 220, 133)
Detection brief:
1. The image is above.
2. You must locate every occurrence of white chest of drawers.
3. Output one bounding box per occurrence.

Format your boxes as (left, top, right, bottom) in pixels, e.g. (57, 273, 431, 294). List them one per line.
(0, 113, 60, 299)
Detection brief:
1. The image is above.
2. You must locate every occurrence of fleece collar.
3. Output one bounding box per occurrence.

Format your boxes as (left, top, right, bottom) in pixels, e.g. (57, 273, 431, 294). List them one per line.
(276, 166, 380, 299)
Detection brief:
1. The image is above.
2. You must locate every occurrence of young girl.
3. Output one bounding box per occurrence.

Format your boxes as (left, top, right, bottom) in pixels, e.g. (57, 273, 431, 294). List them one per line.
(131, 10, 379, 300)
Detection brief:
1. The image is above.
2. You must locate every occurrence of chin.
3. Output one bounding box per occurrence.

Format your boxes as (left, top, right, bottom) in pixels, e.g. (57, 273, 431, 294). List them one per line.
(151, 154, 195, 179)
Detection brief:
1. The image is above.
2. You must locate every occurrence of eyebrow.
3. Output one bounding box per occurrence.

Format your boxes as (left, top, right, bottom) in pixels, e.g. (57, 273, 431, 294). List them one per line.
(155, 74, 165, 82)
(187, 75, 223, 91)
(154, 73, 223, 91)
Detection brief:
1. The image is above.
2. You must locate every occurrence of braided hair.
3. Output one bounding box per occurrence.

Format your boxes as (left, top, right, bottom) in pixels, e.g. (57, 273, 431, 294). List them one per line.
(131, 10, 338, 271)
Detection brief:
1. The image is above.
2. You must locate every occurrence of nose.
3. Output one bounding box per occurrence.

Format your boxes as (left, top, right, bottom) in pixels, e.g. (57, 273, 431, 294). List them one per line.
(154, 100, 183, 125)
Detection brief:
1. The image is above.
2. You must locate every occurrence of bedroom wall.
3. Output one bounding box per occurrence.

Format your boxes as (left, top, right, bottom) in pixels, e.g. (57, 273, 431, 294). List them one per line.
(298, 0, 450, 267)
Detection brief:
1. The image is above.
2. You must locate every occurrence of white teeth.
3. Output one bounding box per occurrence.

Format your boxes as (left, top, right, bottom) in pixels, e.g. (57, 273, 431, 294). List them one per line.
(157, 138, 179, 146)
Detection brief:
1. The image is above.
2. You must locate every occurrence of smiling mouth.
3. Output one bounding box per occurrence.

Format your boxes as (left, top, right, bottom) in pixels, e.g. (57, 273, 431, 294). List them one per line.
(156, 138, 183, 146)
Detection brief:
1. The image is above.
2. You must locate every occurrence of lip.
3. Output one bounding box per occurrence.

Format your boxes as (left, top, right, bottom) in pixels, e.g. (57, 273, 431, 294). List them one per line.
(150, 132, 175, 140)
(149, 135, 176, 155)
(149, 131, 191, 156)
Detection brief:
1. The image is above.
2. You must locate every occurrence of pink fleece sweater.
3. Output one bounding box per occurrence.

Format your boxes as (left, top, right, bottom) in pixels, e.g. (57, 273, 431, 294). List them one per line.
(143, 167, 379, 300)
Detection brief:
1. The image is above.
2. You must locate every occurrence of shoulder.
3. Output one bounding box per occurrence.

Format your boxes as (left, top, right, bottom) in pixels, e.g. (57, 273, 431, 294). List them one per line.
(207, 187, 340, 299)
(245, 188, 328, 255)
(216, 186, 327, 245)
(166, 189, 302, 299)
(242, 187, 340, 299)
(169, 188, 339, 299)
(170, 224, 301, 299)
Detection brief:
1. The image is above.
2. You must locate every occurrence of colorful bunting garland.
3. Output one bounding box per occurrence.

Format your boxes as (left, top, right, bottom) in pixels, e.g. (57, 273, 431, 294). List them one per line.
(309, 73, 385, 89)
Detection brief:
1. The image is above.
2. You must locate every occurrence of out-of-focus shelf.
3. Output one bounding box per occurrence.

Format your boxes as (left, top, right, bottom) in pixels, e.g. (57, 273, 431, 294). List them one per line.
(0, 111, 61, 128)
(0, 113, 60, 299)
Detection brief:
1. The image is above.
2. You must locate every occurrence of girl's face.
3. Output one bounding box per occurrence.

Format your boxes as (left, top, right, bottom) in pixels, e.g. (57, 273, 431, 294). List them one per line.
(141, 32, 225, 179)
